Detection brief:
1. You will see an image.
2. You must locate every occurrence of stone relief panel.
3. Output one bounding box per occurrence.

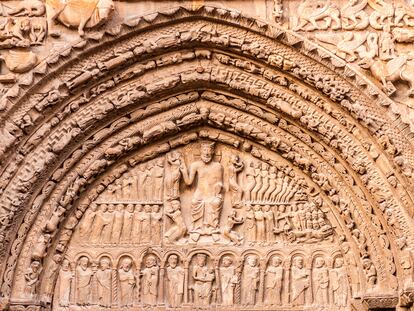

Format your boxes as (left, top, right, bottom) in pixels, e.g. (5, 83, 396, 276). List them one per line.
(52, 141, 352, 310)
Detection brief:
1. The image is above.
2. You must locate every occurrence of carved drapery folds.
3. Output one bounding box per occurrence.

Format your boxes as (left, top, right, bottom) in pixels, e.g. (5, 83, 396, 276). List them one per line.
(0, 4, 413, 311)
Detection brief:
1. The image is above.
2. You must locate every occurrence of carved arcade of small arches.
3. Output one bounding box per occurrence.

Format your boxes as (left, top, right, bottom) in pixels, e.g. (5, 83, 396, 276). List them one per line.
(0, 4, 414, 311)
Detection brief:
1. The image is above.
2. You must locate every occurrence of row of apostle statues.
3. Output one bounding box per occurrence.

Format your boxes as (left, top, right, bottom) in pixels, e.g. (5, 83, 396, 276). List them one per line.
(78, 202, 162, 245)
(54, 252, 350, 309)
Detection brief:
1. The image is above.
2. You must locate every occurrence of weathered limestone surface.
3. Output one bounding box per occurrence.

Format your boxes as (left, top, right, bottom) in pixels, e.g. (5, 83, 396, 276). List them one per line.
(0, 1, 414, 310)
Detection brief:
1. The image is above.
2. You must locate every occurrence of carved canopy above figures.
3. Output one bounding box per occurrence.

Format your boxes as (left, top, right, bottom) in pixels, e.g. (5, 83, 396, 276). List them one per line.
(0, 2, 414, 311)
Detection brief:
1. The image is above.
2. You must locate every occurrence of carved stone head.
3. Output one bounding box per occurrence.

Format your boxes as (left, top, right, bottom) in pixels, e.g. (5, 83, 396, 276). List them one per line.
(168, 254, 179, 268)
(222, 256, 233, 267)
(196, 254, 207, 266)
(270, 256, 282, 267)
(78, 256, 89, 269)
(293, 257, 304, 269)
(314, 257, 326, 268)
(200, 141, 215, 163)
(100, 257, 110, 270)
(246, 255, 257, 267)
(145, 255, 157, 268)
(120, 257, 132, 271)
(334, 257, 344, 268)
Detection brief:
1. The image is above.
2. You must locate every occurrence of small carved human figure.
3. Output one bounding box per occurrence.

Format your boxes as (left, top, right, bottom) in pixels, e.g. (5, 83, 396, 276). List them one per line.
(111, 204, 124, 243)
(265, 256, 283, 305)
(164, 200, 187, 242)
(165, 151, 182, 200)
(291, 257, 309, 306)
(118, 257, 136, 307)
(141, 255, 159, 306)
(228, 154, 244, 205)
(24, 260, 42, 297)
(245, 204, 256, 242)
(152, 158, 165, 200)
(141, 204, 152, 243)
(180, 141, 224, 239)
(165, 254, 185, 307)
(55, 259, 73, 306)
(362, 258, 377, 288)
(76, 256, 93, 305)
(244, 161, 256, 201)
(31, 233, 51, 260)
(192, 254, 215, 306)
(254, 205, 265, 241)
(313, 257, 329, 306)
(151, 205, 162, 244)
(90, 204, 106, 243)
(258, 163, 270, 201)
(219, 256, 238, 306)
(251, 162, 263, 202)
(330, 257, 349, 307)
(96, 257, 112, 307)
(121, 204, 134, 243)
(223, 211, 244, 245)
(101, 204, 115, 243)
(241, 255, 260, 305)
(263, 205, 275, 242)
(79, 202, 97, 238)
(132, 204, 143, 242)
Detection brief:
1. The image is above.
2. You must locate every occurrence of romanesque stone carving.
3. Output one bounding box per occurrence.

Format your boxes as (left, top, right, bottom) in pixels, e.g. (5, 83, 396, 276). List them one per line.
(45, 0, 114, 36)
(1, 4, 414, 311)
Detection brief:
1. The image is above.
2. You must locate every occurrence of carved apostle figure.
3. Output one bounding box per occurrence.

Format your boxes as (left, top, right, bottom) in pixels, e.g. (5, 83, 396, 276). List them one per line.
(24, 260, 42, 297)
(164, 200, 187, 242)
(79, 202, 97, 238)
(254, 205, 265, 241)
(152, 158, 164, 200)
(141, 255, 159, 306)
(265, 256, 283, 305)
(330, 257, 349, 307)
(166, 151, 182, 200)
(96, 257, 112, 307)
(291, 257, 309, 306)
(141, 204, 152, 243)
(241, 255, 260, 305)
(121, 203, 134, 243)
(111, 204, 124, 243)
(192, 254, 215, 306)
(165, 254, 185, 307)
(132, 204, 143, 241)
(245, 204, 256, 242)
(219, 256, 238, 306)
(151, 205, 162, 244)
(228, 154, 244, 205)
(180, 141, 224, 239)
(76, 256, 93, 305)
(56, 259, 73, 307)
(118, 257, 136, 307)
(313, 257, 329, 306)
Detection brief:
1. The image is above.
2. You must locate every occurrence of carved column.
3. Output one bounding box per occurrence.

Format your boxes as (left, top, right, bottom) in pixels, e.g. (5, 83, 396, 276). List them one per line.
(159, 263, 165, 305)
(111, 268, 118, 307)
(184, 259, 189, 304)
(258, 258, 266, 305)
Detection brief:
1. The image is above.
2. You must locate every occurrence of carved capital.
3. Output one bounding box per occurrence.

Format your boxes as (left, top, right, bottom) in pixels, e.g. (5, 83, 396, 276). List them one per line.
(362, 294, 399, 309)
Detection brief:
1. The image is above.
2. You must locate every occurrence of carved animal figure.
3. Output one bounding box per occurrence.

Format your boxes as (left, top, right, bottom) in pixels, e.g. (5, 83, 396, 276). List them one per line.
(46, 0, 114, 36)
(292, 0, 341, 31)
(341, 0, 369, 30)
(394, 1, 414, 27)
(316, 32, 378, 62)
(359, 54, 414, 96)
(1, 0, 45, 17)
(367, 0, 394, 29)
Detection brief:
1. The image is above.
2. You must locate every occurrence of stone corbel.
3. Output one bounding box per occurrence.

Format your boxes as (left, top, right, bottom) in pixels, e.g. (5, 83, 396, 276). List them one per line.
(362, 293, 399, 310)
(400, 288, 414, 308)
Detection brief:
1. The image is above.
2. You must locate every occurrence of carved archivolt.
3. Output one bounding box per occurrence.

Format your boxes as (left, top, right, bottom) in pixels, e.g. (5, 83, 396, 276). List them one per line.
(0, 5, 413, 311)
